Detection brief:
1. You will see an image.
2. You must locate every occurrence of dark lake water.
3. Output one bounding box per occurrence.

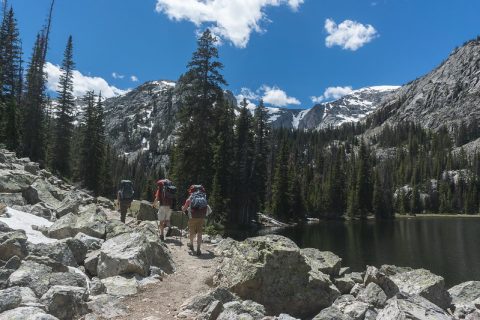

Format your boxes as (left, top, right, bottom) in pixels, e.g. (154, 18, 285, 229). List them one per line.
(228, 216, 480, 288)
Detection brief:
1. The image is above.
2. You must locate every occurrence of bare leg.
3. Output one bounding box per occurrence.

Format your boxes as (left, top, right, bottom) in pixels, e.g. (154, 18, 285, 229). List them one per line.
(197, 231, 202, 252)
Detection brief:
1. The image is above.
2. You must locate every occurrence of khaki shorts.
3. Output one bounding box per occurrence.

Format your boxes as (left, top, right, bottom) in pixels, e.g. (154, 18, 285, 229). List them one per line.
(188, 218, 205, 235)
(158, 206, 172, 221)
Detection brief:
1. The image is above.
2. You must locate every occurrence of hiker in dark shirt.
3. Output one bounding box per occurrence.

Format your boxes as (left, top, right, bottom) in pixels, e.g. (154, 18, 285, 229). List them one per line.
(117, 180, 134, 223)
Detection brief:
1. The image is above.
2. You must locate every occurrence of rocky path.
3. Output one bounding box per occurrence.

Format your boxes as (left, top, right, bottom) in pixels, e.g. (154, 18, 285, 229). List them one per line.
(113, 239, 220, 320)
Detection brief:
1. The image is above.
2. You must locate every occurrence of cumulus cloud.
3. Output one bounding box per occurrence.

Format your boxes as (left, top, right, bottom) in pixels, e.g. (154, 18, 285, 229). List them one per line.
(325, 18, 378, 51)
(112, 72, 125, 79)
(311, 86, 353, 103)
(236, 85, 300, 108)
(130, 75, 139, 82)
(45, 62, 128, 99)
(155, 0, 304, 48)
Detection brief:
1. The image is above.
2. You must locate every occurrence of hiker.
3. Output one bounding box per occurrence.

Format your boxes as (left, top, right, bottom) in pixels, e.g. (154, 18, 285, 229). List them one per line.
(117, 180, 134, 223)
(153, 179, 177, 241)
(182, 185, 211, 256)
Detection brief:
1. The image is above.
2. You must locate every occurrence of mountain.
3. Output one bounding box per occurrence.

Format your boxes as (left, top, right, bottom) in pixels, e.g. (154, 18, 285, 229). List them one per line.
(102, 81, 396, 161)
(368, 37, 480, 131)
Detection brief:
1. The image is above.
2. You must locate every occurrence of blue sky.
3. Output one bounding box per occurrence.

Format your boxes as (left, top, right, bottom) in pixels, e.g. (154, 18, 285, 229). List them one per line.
(8, 0, 480, 108)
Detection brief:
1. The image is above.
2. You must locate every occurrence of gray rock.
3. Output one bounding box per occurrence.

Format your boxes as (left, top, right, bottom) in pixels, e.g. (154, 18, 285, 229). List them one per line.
(87, 294, 127, 319)
(27, 241, 78, 267)
(331, 294, 370, 320)
(74, 232, 104, 251)
(350, 283, 365, 297)
(389, 268, 452, 309)
(217, 300, 266, 320)
(364, 309, 378, 320)
(105, 219, 132, 239)
(40, 285, 89, 320)
(0, 169, 35, 193)
(0, 286, 40, 313)
(4, 255, 21, 270)
(178, 288, 237, 319)
(84, 250, 100, 276)
(346, 272, 364, 284)
(89, 278, 105, 296)
(357, 282, 388, 308)
(135, 200, 157, 221)
(0, 306, 59, 320)
(97, 231, 174, 278)
(101, 276, 138, 297)
(363, 265, 399, 298)
(273, 314, 300, 320)
(312, 306, 353, 320)
(448, 281, 480, 318)
(379, 264, 412, 276)
(376, 293, 452, 320)
(335, 277, 356, 295)
(23, 163, 40, 175)
(300, 248, 342, 277)
(0, 193, 26, 206)
(47, 208, 107, 239)
(0, 229, 28, 260)
(213, 235, 340, 318)
(24, 256, 68, 273)
(339, 267, 351, 277)
(64, 238, 88, 265)
(95, 197, 115, 210)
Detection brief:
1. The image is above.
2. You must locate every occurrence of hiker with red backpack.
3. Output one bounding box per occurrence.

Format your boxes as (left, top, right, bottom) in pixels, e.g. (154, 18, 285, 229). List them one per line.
(153, 179, 177, 241)
(182, 185, 211, 256)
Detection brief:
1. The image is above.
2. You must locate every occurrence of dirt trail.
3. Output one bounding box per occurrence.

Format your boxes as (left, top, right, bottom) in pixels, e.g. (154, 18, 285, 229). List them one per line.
(114, 239, 220, 320)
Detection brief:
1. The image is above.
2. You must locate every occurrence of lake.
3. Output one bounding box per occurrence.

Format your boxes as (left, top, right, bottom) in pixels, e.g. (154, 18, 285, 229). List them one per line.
(228, 216, 480, 288)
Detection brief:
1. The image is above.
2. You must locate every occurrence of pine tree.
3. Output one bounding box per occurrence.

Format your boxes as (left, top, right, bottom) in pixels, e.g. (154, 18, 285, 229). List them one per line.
(172, 29, 227, 201)
(22, 33, 47, 161)
(410, 184, 422, 215)
(0, 7, 22, 150)
(51, 36, 75, 177)
(271, 139, 290, 221)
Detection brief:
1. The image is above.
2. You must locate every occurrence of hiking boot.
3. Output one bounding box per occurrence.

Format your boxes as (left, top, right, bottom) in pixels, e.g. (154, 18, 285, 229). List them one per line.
(187, 243, 194, 251)
(166, 227, 172, 237)
(159, 235, 165, 242)
(196, 248, 202, 256)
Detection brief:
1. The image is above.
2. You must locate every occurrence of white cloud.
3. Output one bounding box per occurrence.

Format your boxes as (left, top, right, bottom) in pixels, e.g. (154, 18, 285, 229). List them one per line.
(45, 62, 128, 99)
(325, 18, 378, 51)
(311, 86, 353, 103)
(112, 72, 125, 79)
(155, 0, 304, 48)
(261, 85, 300, 107)
(130, 75, 139, 82)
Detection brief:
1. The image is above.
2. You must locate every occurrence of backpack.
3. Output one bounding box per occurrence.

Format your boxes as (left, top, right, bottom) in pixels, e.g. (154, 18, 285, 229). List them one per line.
(119, 180, 134, 201)
(190, 190, 208, 219)
(157, 179, 177, 200)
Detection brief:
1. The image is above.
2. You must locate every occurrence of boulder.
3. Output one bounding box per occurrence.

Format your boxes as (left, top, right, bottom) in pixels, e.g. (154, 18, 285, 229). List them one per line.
(47, 207, 107, 239)
(217, 300, 266, 320)
(0, 230, 28, 260)
(4, 255, 21, 270)
(335, 277, 356, 294)
(84, 250, 100, 276)
(376, 293, 452, 320)
(95, 197, 115, 210)
(213, 235, 340, 318)
(40, 285, 89, 320)
(74, 232, 104, 251)
(0, 286, 40, 313)
(357, 282, 388, 308)
(331, 295, 370, 320)
(87, 294, 127, 319)
(22, 179, 64, 209)
(178, 288, 238, 320)
(8, 260, 86, 297)
(135, 201, 157, 221)
(389, 269, 452, 309)
(312, 306, 353, 320)
(105, 219, 132, 239)
(64, 238, 87, 265)
(0, 169, 35, 193)
(27, 241, 78, 267)
(0, 193, 26, 206)
(89, 278, 105, 296)
(0, 306, 59, 320)
(23, 163, 40, 175)
(448, 281, 480, 318)
(101, 276, 138, 297)
(301, 248, 342, 277)
(350, 283, 366, 297)
(346, 272, 364, 284)
(363, 266, 399, 298)
(339, 267, 351, 277)
(97, 231, 174, 278)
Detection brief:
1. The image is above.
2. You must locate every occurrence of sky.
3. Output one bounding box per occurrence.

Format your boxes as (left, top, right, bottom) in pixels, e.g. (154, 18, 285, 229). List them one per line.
(7, 0, 480, 108)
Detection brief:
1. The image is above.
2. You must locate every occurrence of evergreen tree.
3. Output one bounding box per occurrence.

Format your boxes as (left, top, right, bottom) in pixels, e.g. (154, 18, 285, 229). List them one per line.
(271, 139, 290, 220)
(0, 7, 22, 150)
(172, 29, 226, 201)
(51, 36, 75, 177)
(410, 184, 422, 214)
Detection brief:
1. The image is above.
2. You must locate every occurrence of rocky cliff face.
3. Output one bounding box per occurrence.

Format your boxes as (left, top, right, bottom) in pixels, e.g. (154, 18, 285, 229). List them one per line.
(370, 38, 480, 130)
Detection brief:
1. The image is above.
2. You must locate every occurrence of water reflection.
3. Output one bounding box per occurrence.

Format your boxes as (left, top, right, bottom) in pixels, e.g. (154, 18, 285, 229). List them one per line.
(229, 217, 480, 288)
